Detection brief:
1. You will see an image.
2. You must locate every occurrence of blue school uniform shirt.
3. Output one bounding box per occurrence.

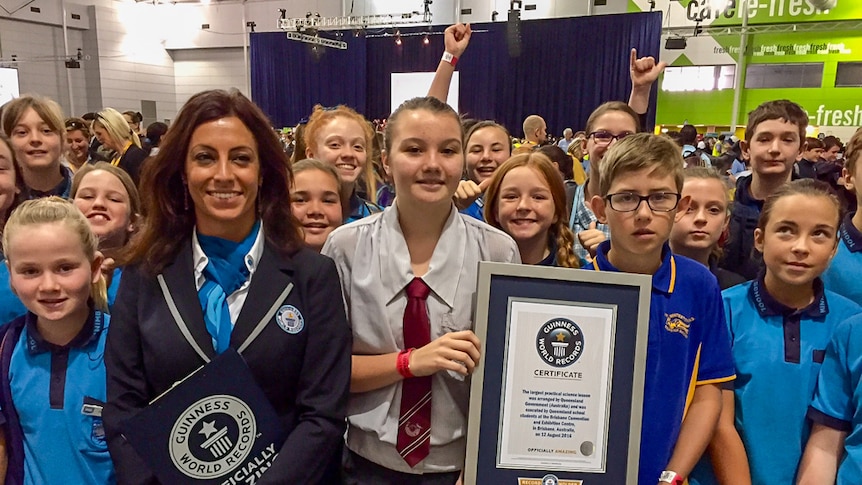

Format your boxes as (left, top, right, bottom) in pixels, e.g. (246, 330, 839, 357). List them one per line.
(0, 259, 27, 325)
(460, 196, 484, 221)
(345, 192, 382, 224)
(590, 241, 735, 484)
(8, 310, 114, 485)
(823, 212, 862, 306)
(106, 267, 123, 309)
(689, 277, 861, 485)
(808, 312, 862, 484)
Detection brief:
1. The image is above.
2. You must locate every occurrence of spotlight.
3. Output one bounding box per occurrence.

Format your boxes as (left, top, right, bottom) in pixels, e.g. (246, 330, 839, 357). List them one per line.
(422, 34, 429, 45)
(395, 30, 402, 45)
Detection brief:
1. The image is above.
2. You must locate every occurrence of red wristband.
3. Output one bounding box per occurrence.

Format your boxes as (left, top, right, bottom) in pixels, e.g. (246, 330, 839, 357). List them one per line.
(397, 348, 415, 378)
(442, 51, 458, 67)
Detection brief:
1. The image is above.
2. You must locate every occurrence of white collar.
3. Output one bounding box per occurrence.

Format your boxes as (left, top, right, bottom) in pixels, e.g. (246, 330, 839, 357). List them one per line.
(380, 204, 465, 308)
(191, 222, 265, 280)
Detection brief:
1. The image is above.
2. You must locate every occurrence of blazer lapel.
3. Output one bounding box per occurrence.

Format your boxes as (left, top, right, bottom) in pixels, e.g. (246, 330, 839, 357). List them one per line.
(230, 244, 295, 348)
(160, 241, 216, 360)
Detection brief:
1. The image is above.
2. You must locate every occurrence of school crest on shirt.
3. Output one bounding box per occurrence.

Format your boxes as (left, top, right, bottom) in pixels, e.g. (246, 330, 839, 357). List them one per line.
(168, 395, 257, 479)
(665, 313, 693, 338)
(276, 305, 304, 334)
(536, 318, 584, 368)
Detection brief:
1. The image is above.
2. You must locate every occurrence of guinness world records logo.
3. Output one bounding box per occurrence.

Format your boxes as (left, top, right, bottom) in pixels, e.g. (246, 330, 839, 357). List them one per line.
(536, 318, 584, 367)
(169, 395, 257, 479)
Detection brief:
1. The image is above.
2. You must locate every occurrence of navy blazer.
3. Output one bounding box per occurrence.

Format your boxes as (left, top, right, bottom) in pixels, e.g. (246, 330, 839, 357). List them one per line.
(103, 240, 351, 484)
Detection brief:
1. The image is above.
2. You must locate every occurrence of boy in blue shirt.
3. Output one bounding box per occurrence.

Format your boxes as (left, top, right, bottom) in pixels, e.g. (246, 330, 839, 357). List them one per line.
(721, 100, 808, 280)
(822, 129, 862, 305)
(588, 133, 735, 485)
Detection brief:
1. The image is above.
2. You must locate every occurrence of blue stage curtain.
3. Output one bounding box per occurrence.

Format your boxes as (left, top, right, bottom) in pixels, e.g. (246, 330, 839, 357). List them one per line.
(250, 12, 661, 134)
(250, 32, 367, 127)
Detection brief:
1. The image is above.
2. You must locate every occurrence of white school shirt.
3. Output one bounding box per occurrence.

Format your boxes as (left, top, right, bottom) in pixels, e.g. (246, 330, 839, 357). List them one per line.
(322, 204, 520, 474)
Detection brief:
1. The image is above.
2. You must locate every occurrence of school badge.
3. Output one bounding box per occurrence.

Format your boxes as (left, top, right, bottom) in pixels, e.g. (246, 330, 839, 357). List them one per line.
(664, 313, 693, 338)
(536, 318, 584, 368)
(169, 395, 257, 479)
(276, 305, 304, 334)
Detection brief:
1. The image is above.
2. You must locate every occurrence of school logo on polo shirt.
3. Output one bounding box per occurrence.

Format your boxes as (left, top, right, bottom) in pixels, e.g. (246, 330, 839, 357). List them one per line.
(276, 305, 304, 334)
(168, 395, 257, 479)
(664, 312, 693, 338)
(536, 318, 584, 367)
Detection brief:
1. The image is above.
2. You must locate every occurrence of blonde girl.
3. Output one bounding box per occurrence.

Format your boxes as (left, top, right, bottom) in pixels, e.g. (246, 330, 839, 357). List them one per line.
(92, 108, 147, 184)
(303, 104, 379, 223)
(484, 152, 580, 267)
(0, 197, 112, 484)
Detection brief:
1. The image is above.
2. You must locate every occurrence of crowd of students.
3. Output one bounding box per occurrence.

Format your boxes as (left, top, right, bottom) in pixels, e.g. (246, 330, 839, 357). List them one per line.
(0, 20, 860, 485)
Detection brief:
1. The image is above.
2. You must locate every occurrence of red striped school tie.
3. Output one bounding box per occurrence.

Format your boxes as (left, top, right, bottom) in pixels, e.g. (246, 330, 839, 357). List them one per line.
(397, 277, 432, 467)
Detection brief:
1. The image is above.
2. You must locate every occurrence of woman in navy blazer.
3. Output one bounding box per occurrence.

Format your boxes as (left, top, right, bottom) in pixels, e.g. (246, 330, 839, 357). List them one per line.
(102, 89, 351, 484)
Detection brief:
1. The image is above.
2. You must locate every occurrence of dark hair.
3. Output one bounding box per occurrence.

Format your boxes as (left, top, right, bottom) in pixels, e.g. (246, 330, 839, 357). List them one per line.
(383, 97, 462, 154)
(745, 100, 808, 143)
(123, 110, 143, 124)
(822, 135, 843, 152)
(757, 178, 842, 232)
(679, 125, 698, 146)
(82, 112, 97, 122)
(123, 89, 302, 274)
(805, 137, 824, 151)
(465, 121, 512, 155)
(146, 122, 168, 147)
(537, 145, 573, 180)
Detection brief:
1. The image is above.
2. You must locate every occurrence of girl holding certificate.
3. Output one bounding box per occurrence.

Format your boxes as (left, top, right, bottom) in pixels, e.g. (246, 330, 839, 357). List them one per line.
(103, 89, 351, 484)
(323, 96, 519, 484)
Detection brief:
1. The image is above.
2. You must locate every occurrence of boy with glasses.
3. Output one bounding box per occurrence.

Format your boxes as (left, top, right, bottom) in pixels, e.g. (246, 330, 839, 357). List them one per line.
(588, 133, 735, 485)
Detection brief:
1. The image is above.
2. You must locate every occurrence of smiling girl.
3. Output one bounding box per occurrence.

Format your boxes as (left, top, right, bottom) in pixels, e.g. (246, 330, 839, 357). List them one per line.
(323, 96, 518, 483)
(484, 152, 580, 267)
(0, 197, 113, 484)
(304, 105, 379, 223)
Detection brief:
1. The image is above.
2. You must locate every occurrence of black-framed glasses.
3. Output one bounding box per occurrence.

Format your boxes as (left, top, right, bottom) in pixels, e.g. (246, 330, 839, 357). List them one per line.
(589, 130, 633, 146)
(605, 192, 681, 212)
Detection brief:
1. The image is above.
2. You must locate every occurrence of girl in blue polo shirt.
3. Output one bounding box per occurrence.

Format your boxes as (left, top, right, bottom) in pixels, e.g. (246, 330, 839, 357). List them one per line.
(0, 197, 114, 485)
(691, 179, 861, 485)
(483, 152, 581, 267)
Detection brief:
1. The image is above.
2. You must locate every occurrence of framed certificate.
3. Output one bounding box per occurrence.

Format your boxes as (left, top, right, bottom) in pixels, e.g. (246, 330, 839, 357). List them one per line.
(465, 262, 651, 485)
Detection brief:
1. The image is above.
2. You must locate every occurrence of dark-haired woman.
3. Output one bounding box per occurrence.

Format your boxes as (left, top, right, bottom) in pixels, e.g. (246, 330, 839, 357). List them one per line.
(103, 89, 351, 484)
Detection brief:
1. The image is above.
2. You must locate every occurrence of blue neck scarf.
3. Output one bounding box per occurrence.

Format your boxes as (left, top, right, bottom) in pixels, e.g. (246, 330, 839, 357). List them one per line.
(196, 220, 261, 353)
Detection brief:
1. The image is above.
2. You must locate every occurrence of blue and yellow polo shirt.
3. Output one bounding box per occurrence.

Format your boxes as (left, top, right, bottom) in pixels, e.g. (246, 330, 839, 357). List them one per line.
(823, 212, 862, 306)
(591, 241, 735, 484)
(808, 312, 862, 484)
(691, 277, 860, 485)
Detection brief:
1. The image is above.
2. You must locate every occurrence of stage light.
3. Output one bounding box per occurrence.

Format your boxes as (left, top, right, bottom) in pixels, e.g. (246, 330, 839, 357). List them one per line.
(395, 30, 402, 45)
(423, 34, 429, 45)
